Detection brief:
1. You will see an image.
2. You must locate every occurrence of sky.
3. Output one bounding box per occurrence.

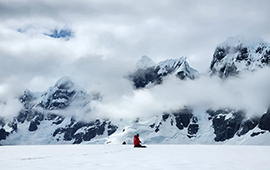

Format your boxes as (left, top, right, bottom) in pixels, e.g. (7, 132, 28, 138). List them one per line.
(1, 0, 270, 119)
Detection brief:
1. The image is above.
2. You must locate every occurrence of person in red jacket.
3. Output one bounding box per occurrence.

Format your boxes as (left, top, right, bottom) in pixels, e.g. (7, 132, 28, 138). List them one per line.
(133, 134, 146, 148)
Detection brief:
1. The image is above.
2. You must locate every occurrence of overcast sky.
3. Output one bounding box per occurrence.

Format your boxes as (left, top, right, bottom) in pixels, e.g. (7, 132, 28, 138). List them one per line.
(1, 0, 270, 119)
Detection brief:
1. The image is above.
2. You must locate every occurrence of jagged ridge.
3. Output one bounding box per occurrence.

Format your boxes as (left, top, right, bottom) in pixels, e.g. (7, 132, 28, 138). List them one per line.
(0, 76, 118, 145)
(210, 37, 270, 78)
(129, 56, 199, 89)
(1, 37, 270, 145)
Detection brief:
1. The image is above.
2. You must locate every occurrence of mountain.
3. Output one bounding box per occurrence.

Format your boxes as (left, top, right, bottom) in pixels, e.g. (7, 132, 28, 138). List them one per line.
(210, 37, 270, 78)
(135, 55, 156, 69)
(129, 56, 199, 89)
(0, 76, 118, 145)
(1, 37, 270, 145)
(105, 105, 270, 145)
(1, 77, 270, 145)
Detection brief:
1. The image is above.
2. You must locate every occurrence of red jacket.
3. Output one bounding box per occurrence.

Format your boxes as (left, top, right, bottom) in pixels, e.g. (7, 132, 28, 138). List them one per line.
(133, 135, 141, 146)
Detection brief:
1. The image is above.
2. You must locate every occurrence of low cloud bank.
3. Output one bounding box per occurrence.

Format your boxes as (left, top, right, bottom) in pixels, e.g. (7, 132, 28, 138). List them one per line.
(88, 66, 270, 120)
(0, 55, 270, 121)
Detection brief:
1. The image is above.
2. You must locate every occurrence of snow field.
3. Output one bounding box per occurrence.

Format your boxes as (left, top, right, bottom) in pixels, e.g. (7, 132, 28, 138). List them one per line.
(1, 144, 270, 170)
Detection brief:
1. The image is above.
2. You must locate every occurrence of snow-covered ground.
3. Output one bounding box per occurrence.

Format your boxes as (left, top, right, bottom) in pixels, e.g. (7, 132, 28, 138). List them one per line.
(1, 144, 270, 170)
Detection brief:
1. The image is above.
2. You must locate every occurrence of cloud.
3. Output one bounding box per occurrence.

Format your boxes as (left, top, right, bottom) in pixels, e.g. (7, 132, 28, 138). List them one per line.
(2, 0, 270, 71)
(0, 83, 24, 120)
(1, 0, 270, 120)
(88, 66, 270, 120)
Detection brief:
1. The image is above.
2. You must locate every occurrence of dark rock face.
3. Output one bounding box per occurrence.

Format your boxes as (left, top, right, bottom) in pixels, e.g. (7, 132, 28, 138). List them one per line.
(176, 71, 188, 80)
(0, 128, 9, 140)
(150, 107, 200, 138)
(259, 109, 270, 131)
(1, 107, 118, 144)
(46, 113, 64, 125)
(29, 121, 38, 131)
(261, 50, 270, 64)
(210, 45, 242, 78)
(129, 67, 162, 89)
(39, 77, 76, 110)
(0, 76, 118, 144)
(129, 57, 198, 89)
(219, 63, 238, 78)
(210, 38, 270, 78)
(206, 109, 263, 142)
(210, 47, 229, 70)
(214, 47, 229, 61)
(251, 131, 265, 137)
(237, 117, 259, 136)
(19, 90, 36, 109)
(162, 114, 170, 122)
(188, 124, 199, 137)
(18, 110, 44, 124)
(208, 109, 241, 141)
(53, 118, 118, 144)
(174, 108, 194, 130)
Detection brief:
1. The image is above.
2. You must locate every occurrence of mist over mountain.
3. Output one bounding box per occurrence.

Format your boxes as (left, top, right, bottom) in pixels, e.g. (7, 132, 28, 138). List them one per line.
(1, 37, 270, 145)
(128, 56, 199, 89)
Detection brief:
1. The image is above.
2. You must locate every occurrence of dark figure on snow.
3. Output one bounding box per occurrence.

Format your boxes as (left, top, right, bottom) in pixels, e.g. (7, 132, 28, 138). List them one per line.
(133, 134, 146, 148)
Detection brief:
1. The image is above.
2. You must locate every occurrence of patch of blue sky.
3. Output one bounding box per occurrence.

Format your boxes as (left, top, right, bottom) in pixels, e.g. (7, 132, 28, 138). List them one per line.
(45, 29, 73, 39)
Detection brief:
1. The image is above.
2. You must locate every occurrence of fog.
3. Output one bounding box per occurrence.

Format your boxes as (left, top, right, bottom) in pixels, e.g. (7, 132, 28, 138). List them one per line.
(88, 67, 270, 120)
(1, 52, 270, 120)
(1, 0, 270, 120)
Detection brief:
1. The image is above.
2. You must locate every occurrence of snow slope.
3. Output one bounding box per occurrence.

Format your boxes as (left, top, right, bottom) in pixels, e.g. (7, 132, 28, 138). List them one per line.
(1, 145, 270, 170)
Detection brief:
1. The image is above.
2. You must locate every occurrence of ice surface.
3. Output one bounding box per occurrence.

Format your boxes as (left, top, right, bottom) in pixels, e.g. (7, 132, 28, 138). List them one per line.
(1, 145, 270, 170)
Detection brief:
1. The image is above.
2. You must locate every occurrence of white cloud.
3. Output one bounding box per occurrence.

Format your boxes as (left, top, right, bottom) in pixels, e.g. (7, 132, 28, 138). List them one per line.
(88, 66, 270, 119)
(1, 0, 270, 119)
(0, 83, 23, 120)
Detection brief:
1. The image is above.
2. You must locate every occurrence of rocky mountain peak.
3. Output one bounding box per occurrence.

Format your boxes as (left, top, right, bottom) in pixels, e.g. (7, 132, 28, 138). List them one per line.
(39, 76, 76, 110)
(55, 76, 74, 90)
(210, 37, 270, 78)
(129, 56, 198, 89)
(136, 55, 155, 69)
(1, 38, 270, 145)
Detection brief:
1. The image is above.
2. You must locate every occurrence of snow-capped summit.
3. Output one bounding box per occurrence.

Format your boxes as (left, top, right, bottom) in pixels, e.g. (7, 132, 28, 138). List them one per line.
(136, 55, 155, 69)
(157, 57, 199, 79)
(129, 56, 199, 89)
(210, 36, 270, 78)
(157, 57, 187, 74)
(1, 38, 270, 145)
(39, 76, 76, 110)
(218, 36, 266, 48)
(0, 76, 117, 145)
(55, 76, 74, 90)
